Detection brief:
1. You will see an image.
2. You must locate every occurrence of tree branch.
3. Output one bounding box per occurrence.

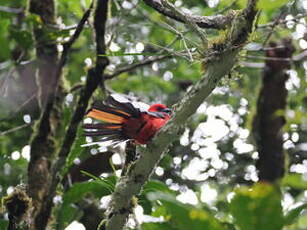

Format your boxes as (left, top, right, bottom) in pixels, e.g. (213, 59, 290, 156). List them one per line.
(143, 0, 235, 29)
(0, 122, 33, 136)
(58, 2, 93, 71)
(0, 6, 23, 14)
(103, 1, 258, 229)
(240, 49, 307, 69)
(257, 12, 307, 29)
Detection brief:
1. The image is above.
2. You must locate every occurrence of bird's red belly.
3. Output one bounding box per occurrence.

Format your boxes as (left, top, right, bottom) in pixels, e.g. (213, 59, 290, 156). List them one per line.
(123, 115, 169, 144)
(136, 117, 169, 144)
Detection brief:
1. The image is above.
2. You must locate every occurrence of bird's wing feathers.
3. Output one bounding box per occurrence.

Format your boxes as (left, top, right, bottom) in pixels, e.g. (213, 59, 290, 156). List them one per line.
(106, 96, 141, 118)
(84, 95, 142, 142)
(87, 109, 126, 123)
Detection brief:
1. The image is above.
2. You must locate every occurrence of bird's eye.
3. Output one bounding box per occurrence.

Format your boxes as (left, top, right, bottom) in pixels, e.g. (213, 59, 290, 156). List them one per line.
(156, 106, 171, 114)
(161, 108, 171, 114)
(156, 106, 164, 111)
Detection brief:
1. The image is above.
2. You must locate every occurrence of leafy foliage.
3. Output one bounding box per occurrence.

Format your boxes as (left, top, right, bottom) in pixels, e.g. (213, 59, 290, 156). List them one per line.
(145, 192, 225, 230)
(0, 0, 307, 229)
(57, 176, 116, 229)
(229, 183, 283, 230)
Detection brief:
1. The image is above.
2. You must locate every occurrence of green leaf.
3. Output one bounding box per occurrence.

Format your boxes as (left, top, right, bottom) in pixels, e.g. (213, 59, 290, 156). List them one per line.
(80, 170, 104, 181)
(258, 0, 289, 10)
(139, 180, 177, 214)
(142, 222, 176, 230)
(10, 28, 33, 49)
(0, 219, 8, 230)
(57, 177, 116, 229)
(25, 13, 42, 27)
(282, 173, 307, 190)
(238, 0, 289, 10)
(229, 183, 283, 230)
(284, 203, 307, 226)
(143, 180, 177, 195)
(56, 204, 82, 230)
(110, 75, 176, 94)
(222, 222, 237, 230)
(0, 18, 10, 60)
(63, 177, 116, 204)
(147, 192, 225, 230)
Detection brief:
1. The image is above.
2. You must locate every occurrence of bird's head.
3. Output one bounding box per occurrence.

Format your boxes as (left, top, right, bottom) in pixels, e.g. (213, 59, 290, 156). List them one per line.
(148, 104, 172, 115)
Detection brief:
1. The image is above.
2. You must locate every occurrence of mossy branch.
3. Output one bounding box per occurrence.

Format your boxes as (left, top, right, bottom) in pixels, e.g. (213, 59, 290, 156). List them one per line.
(103, 1, 258, 230)
(143, 0, 235, 29)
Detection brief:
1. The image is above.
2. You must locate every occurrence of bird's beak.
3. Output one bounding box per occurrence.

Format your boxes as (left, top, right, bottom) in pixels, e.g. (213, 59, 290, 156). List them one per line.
(162, 108, 172, 114)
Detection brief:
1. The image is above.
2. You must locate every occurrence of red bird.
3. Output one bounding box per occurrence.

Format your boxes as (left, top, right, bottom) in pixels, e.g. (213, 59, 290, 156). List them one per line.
(83, 95, 171, 144)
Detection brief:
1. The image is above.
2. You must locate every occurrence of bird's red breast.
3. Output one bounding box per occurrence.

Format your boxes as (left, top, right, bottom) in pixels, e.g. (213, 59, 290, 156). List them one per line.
(83, 96, 171, 144)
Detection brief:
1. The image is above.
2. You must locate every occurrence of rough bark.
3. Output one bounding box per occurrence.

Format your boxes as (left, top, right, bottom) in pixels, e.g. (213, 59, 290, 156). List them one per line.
(143, 0, 235, 29)
(27, 1, 96, 229)
(252, 39, 295, 182)
(27, 0, 59, 229)
(42, 0, 110, 229)
(103, 1, 258, 229)
(29, 0, 58, 109)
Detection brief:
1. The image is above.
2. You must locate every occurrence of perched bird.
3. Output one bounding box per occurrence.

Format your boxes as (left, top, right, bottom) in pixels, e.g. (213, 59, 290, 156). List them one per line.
(83, 95, 172, 144)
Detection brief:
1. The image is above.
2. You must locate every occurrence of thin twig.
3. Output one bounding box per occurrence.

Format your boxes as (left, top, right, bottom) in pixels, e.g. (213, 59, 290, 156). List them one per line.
(262, 12, 286, 46)
(134, 11, 200, 55)
(155, 21, 195, 59)
(293, 49, 307, 61)
(105, 55, 171, 80)
(161, 0, 208, 47)
(243, 55, 291, 61)
(216, 0, 237, 14)
(0, 6, 23, 14)
(244, 49, 307, 62)
(0, 122, 33, 136)
(57, 2, 94, 73)
(0, 52, 25, 97)
(137, 6, 198, 50)
(240, 49, 307, 68)
(104, 36, 184, 80)
(13, 93, 36, 114)
(257, 12, 307, 29)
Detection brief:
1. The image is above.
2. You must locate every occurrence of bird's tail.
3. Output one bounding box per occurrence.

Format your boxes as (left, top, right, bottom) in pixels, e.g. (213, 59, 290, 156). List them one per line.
(83, 96, 140, 142)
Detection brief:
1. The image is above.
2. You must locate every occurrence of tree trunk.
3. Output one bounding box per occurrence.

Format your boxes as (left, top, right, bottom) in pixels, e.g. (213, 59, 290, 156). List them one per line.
(252, 39, 295, 182)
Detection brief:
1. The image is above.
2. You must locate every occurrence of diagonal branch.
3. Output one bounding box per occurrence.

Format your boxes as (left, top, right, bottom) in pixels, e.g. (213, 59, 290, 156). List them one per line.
(57, 2, 94, 72)
(103, 1, 258, 230)
(143, 0, 235, 29)
(0, 122, 33, 136)
(104, 55, 171, 80)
